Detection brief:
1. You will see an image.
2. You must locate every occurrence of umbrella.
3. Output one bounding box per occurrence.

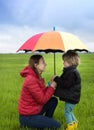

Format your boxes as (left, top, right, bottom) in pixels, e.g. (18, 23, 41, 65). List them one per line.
(17, 31, 88, 74)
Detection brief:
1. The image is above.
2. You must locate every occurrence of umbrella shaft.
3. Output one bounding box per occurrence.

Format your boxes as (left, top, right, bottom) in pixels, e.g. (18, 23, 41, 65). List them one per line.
(54, 53, 56, 75)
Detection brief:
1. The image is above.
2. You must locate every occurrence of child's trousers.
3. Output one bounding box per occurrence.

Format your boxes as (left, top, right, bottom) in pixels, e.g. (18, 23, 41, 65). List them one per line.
(64, 102, 77, 124)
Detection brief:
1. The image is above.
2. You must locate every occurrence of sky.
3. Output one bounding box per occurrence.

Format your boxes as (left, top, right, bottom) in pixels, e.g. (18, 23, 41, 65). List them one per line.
(0, 0, 94, 53)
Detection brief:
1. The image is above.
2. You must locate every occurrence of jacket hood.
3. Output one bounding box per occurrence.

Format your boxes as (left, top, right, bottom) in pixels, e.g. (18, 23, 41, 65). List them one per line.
(20, 65, 37, 78)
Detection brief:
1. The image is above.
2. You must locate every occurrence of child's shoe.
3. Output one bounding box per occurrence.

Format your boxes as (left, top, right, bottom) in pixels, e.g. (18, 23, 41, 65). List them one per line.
(66, 124, 74, 130)
(72, 121, 78, 129)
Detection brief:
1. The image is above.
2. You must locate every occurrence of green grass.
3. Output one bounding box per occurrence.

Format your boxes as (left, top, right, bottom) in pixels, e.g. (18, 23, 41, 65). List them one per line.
(0, 53, 94, 130)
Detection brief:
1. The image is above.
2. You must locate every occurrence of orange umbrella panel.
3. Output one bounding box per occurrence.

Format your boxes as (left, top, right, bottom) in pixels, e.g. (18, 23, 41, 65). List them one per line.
(33, 32, 65, 52)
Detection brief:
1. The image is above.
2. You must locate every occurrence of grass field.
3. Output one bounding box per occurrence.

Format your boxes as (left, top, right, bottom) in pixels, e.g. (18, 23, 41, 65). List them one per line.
(0, 53, 94, 130)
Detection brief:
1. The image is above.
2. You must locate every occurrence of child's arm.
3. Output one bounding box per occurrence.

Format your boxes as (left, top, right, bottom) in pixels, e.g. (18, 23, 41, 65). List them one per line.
(54, 72, 76, 89)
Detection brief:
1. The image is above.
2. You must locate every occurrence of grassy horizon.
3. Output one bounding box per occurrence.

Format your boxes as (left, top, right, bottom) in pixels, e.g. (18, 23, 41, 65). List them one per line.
(0, 53, 94, 130)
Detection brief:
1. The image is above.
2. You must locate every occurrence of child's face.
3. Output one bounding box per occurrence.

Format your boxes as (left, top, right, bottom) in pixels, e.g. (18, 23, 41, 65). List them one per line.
(63, 60, 71, 68)
(36, 58, 47, 73)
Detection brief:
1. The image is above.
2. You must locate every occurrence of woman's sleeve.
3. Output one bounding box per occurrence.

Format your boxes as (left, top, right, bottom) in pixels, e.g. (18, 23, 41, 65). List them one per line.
(27, 78, 55, 105)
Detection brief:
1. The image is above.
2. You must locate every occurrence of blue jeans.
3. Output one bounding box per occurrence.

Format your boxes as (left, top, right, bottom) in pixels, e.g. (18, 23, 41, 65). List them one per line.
(19, 97, 61, 129)
(64, 102, 77, 124)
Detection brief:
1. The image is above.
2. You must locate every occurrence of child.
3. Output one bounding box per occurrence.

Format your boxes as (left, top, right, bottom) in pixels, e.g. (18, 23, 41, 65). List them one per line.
(18, 54, 60, 129)
(54, 50, 81, 130)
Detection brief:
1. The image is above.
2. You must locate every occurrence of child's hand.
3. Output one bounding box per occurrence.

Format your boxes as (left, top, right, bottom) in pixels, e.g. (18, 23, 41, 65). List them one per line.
(51, 81, 57, 89)
(48, 75, 57, 87)
(51, 75, 57, 82)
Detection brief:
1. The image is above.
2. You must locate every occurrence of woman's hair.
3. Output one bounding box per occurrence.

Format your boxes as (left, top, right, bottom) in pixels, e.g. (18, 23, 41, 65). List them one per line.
(29, 54, 43, 76)
(62, 50, 80, 66)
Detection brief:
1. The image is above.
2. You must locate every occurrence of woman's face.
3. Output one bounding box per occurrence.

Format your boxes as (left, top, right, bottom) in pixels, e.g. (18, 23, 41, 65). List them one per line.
(36, 58, 47, 73)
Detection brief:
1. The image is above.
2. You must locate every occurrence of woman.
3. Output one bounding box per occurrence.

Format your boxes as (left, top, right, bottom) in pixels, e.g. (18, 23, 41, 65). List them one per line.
(18, 54, 60, 129)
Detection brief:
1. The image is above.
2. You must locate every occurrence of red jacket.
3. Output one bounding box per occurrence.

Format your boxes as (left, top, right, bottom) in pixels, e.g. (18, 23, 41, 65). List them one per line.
(18, 65, 54, 115)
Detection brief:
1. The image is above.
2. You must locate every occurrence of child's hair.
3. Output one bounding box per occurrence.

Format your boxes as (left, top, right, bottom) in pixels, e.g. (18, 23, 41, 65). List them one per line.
(62, 50, 80, 66)
(29, 54, 43, 76)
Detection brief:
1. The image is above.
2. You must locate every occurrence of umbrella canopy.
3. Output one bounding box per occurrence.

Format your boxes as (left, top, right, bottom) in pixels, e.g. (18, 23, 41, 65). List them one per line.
(17, 31, 88, 74)
(17, 31, 88, 52)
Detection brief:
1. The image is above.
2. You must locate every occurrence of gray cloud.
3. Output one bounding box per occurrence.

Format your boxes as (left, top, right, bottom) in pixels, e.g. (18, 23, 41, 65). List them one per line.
(1, 0, 94, 32)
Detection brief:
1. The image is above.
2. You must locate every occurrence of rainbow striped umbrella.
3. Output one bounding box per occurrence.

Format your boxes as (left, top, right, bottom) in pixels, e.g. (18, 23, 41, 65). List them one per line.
(17, 31, 88, 74)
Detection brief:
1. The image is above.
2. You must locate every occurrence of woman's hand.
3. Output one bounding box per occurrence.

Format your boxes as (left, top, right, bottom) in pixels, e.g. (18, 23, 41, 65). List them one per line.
(50, 81, 57, 89)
